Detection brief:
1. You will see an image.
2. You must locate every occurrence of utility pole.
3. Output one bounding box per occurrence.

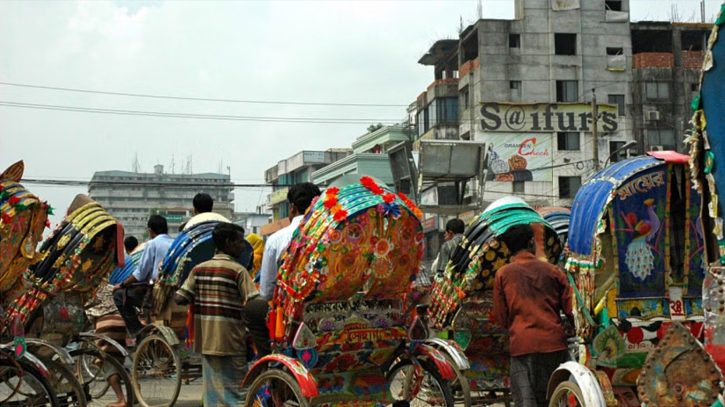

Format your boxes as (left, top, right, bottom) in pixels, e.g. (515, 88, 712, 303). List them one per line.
(592, 89, 600, 171)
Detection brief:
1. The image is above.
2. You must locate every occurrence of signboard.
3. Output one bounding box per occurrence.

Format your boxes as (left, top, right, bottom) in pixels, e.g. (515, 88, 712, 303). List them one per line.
(163, 215, 183, 223)
(421, 216, 437, 231)
(479, 133, 553, 182)
(479, 102, 618, 133)
(270, 187, 289, 205)
(303, 151, 326, 164)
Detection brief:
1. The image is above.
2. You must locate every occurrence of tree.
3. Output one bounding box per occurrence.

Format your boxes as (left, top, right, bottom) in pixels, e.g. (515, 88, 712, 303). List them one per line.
(367, 123, 384, 133)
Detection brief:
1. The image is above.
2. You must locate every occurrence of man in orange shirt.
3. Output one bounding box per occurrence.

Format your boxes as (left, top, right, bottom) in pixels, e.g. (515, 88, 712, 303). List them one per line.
(493, 224, 573, 407)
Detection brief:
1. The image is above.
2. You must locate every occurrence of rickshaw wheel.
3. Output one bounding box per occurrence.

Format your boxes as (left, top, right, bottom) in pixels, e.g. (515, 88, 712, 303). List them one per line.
(441, 353, 471, 407)
(132, 334, 181, 407)
(0, 355, 60, 407)
(71, 347, 134, 407)
(548, 381, 585, 407)
(388, 359, 454, 407)
(40, 357, 88, 407)
(244, 369, 309, 407)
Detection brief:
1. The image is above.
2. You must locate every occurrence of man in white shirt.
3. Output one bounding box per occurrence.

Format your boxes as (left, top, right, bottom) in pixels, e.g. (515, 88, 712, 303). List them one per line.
(245, 182, 320, 358)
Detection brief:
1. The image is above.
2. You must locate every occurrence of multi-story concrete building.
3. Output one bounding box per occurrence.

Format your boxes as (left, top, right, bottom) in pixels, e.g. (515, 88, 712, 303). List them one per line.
(415, 0, 635, 209)
(631, 22, 711, 152)
(261, 149, 351, 236)
(89, 164, 234, 239)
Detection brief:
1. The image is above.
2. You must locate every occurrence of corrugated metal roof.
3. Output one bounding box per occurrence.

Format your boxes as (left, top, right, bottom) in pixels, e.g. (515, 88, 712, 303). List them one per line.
(569, 155, 663, 256)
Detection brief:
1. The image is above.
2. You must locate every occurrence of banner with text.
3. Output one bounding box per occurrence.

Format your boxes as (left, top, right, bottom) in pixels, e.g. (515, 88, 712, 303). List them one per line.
(479, 102, 618, 133)
(478, 133, 553, 182)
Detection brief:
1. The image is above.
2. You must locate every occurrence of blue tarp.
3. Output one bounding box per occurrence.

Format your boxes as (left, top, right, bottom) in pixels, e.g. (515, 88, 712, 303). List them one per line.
(569, 155, 663, 256)
(702, 30, 725, 233)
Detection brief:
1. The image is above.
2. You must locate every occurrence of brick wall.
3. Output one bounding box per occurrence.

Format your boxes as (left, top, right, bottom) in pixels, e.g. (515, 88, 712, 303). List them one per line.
(459, 57, 480, 77)
(634, 52, 674, 69)
(427, 78, 459, 92)
(683, 51, 705, 69)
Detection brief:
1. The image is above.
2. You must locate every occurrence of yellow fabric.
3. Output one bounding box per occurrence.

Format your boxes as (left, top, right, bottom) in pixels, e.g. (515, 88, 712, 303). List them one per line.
(246, 233, 265, 274)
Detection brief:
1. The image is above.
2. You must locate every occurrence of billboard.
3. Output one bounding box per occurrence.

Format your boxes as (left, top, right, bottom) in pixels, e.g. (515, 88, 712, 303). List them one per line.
(479, 102, 618, 133)
(479, 133, 553, 182)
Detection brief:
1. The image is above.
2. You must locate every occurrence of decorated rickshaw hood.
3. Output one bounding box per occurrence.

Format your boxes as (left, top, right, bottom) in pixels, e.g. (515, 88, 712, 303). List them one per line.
(569, 152, 688, 257)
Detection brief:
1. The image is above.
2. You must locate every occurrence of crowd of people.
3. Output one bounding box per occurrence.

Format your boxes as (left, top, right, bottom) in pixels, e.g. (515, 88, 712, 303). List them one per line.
(87, 182, 572, 407)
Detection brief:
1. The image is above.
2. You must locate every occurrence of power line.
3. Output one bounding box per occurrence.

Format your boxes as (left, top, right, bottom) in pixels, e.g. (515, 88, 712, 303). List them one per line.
(0, 81, 409, 108)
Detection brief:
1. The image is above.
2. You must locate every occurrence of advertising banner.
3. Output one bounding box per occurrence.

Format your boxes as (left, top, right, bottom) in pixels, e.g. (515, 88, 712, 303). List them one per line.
(479, 102, 618, 133)
(478, 133, 553, 182)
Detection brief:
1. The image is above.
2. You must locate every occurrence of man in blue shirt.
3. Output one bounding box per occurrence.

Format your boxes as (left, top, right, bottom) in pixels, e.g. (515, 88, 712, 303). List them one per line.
(113, 215, 174, 337)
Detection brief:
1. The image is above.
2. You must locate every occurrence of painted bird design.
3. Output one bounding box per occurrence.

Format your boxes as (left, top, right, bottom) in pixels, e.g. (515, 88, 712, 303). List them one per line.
(625, 199, 660, 281)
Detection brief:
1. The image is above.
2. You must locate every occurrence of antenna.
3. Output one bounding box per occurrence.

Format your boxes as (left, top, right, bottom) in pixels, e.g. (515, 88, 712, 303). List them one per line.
(132, 153, 141, 173)
(171, 154, 175, 174)
(477, 0, 482, 20)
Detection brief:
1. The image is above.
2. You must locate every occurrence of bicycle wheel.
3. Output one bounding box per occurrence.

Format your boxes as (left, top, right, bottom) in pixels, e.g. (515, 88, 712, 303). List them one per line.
(0, 355, 60, 407)
(388, 359, 454, 407)
(132, 334, 181, 407)
(244, 369, 310, 407)
(441, 352, 471, 407)
(548, 381, 585, 407)
(71, 347, 134, 407)
(41, 357, 88, 407)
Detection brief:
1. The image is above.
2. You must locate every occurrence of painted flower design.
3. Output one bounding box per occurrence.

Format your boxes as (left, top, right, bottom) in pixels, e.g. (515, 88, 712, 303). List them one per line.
(346, 223, 363, 242)
(373, 257, 393, 278)
(328, 229, 343, 244)
(375, 239, 393, 257)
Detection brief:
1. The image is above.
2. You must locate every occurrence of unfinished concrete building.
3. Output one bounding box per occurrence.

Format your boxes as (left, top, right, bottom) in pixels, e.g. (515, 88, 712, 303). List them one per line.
(631, 22, 711, 152)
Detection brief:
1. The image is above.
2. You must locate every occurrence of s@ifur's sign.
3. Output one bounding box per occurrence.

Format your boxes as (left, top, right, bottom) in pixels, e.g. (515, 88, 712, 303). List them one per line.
(479, 102, 618, 133)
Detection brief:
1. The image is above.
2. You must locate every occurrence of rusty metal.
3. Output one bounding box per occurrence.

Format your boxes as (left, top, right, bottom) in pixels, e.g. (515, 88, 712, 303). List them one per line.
(637, 322, 723, 407)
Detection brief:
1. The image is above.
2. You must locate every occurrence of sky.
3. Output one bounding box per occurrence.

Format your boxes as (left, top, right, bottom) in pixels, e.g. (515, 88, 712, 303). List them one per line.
(1, 0, 722, 228)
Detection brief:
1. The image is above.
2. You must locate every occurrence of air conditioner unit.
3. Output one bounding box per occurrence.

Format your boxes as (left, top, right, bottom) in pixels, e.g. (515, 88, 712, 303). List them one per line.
(645, 111, 660, 121)
(650, 145, 665, 152)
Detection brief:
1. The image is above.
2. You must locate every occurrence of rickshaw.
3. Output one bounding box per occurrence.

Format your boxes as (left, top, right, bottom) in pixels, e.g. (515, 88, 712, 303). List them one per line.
(555, 151, 709, 406)
(4, 194, 130, 407)
(131, 219, 254, 407)
(242, 176, 457, 407)
(536, 207, 571, 247)
(0, 159, 60, 406)
(426, 197, 563, 407)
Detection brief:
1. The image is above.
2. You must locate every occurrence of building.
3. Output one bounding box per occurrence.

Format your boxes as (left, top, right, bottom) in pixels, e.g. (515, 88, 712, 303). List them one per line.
(262, 149, 351, 235)
(414, 0, 635, 209)
(89, 164, 234, 239)
(631, 22, 711, 152)
(311, 125, 412, 187)
(234, 212, 272, 236)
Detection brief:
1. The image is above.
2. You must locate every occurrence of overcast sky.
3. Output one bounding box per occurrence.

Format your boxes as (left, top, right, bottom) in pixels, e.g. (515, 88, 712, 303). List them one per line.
(1, 0, 721, 229)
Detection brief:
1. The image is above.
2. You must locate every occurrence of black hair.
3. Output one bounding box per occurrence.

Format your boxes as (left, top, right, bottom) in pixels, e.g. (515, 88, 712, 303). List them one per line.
(501, 224, 534, 255)
(287, 182, 321, 214)
(124, 236, 139, 253)
(212, 222, 245, 252)
(147, 215, 169, 235)
(446, 218, 465, 234)
(178, 221, 187, 232)
(193, 193, 214, 213)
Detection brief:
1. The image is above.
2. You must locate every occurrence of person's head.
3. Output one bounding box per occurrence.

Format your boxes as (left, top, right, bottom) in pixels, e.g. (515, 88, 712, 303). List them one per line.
(147, 215, 169, 238)
(246, 233, 264, 251)
(193, 193, 214, 215)
(123, 236, 139, 255)
(501, 224, 535, 255)
(212, 223, 246, 258)
(444, 218, 465, 240)
(287, 182, 321, 220)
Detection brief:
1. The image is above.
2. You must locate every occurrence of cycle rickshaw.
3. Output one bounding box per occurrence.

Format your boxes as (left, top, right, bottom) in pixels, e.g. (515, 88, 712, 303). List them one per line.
(4, 194, 130, 407)
(131, 218, 253, 407)
(554, 151, 710, 406)
(426, 197, 563, 407)
(241, 176, 456, 407)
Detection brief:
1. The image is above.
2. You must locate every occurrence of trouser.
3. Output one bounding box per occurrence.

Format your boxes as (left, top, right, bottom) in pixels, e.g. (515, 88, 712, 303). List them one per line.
(112, 286, 147, 335)
(509, 350, 569, 407)
(202, 354, 248, 406)
(242, 297, 271, 359)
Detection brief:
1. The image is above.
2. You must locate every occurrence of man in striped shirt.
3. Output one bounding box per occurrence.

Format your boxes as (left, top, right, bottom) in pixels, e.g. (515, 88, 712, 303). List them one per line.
(175, 223, 259, 406)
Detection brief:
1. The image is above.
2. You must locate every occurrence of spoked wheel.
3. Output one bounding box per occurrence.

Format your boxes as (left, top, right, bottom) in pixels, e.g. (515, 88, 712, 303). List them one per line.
(71, 347, 133, 407)
(132, 334, 181, 407)
(244, 369, 309, 407)
(388, 359, 454, 407)
(0, 356, 60, 407)
(549, 381, 585, 407)
(41, 357, 88, 407)
(441, 353, 471, 407)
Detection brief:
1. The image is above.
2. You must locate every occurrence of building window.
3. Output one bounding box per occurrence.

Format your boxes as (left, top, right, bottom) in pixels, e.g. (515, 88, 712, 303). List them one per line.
(559, 176, 582, 199)
(608, 94, 626, 116)
(555, 33, 577, 55)
(461, 88, 469, 110)
(646, 82, 670, 99)
(647, 129, 676, 150)
(605, 0, 622, 11)
(434, 97, 459, 125)
(606, 47, 623, 56)
(691, 83, 699, 92)
(557, 132, 580, 151)
(509, 34, 521, 48)
(513, 181, 525, 194)
(510, 81, 521, 90)
(609, 141, 627, 163)
(556, 80, 578, 102)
